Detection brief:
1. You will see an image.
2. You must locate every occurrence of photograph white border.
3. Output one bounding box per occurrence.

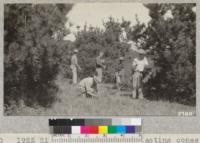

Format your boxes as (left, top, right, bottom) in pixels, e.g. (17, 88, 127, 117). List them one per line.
(0, 0, 199, 133)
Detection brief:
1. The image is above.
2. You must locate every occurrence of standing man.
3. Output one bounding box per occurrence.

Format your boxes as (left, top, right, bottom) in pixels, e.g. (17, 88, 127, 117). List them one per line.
(132, 49, 149, 99)
(115, 56, 125, 90)
(96, 51, 105, 83)
(70, 49, 81, 84)
(119, 27, 128, 43)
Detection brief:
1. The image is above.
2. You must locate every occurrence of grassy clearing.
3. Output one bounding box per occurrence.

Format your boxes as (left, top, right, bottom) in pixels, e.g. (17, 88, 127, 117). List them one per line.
(8, 77, 195, 116)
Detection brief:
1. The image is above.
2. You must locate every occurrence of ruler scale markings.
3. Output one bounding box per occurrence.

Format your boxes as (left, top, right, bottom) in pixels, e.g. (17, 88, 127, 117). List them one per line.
(51, 135, 142, 143)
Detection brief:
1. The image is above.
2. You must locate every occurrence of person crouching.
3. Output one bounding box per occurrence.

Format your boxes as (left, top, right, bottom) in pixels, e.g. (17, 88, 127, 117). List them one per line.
(79, 72, 100, 97)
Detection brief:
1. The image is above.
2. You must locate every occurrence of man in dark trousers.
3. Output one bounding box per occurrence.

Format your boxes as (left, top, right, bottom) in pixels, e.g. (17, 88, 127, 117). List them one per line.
(96, 51, 105, 83)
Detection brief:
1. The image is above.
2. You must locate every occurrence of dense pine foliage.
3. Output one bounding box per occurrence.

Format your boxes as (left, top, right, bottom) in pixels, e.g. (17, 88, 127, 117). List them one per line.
(141, 4, 196, 105)
(4, 4, 73, 107)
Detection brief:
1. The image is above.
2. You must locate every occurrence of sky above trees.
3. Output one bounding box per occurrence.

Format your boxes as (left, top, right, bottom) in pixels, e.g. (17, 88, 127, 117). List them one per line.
(64, 3, 150, 41)
(64, 3, 186, 41)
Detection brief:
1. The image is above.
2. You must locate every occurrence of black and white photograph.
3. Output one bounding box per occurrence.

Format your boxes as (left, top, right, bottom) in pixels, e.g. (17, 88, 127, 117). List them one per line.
(4, 3, 196, 116)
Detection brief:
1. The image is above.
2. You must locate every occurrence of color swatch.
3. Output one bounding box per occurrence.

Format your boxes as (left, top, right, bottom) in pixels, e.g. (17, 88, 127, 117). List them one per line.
(50, 125, 140, 134)
(49, 118, 142, 134)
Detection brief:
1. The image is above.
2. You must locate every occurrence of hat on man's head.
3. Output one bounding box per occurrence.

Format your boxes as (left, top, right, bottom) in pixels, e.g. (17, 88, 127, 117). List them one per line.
(119, 56, 124, 61)
(74, 49, 78, 53)
(166, 45, 171, 49)
(137, 49, 146, 54)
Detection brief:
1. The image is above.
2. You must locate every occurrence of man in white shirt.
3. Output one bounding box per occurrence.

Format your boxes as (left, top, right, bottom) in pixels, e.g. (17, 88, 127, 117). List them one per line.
(70, 49, 81, 84)
(79, 73, 100, 97)
(132, 49, 149, 99)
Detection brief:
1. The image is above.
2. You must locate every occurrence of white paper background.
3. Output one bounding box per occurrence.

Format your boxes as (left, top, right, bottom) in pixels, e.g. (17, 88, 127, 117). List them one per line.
(0, 0, 199, 133)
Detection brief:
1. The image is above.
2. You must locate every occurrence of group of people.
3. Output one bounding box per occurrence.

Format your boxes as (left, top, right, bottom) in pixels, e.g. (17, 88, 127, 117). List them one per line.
(70, 28, 149, 99)
(114, 47, 149, 99)
(70, 49, 105, 97)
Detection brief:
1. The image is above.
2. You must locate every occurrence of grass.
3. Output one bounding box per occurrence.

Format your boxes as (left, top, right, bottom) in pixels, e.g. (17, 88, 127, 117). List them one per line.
(7, 76, 195, 116)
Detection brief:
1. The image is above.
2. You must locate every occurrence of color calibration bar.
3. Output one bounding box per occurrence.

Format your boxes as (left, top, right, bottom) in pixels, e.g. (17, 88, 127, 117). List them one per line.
(50, 125, 141, 134)
(49, 118, 142, 134)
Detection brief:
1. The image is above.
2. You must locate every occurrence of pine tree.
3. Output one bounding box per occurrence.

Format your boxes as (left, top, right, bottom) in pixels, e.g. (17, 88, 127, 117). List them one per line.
(4, 4, 73, 107)
(142, 4, 196, 105)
